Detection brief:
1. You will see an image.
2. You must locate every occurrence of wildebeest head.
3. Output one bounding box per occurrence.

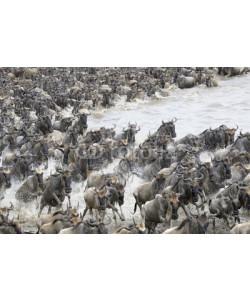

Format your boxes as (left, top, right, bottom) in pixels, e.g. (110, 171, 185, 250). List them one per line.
(78, 111, 91, 129)
(213, 158, 231, 181)
(44, 115, 53, 133)
(35, 167, 44, 190)
(107, 177, 126, 206)
(155, 172, 166, 190)
(41, 139, 49, 157)
(182, 173, 203, 203)
(225, 125, 238, 146)
(159, 118, 177, 138)
(2, 168, 12, 188)
(123, 122, 140, 144)
(162, 188, 181, 220)
(85, 216, 111, 234)
(62, 170, 72, 194)
(193, 212, 209, 234)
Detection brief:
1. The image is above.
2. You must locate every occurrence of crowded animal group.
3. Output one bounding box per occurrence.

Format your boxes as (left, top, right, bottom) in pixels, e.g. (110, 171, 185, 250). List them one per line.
(0, 67, 250, 234)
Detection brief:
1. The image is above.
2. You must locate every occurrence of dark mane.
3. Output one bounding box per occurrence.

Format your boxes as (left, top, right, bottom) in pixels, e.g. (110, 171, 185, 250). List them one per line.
(52, 219, 63, 225)
(52, 210, 66, 216)
(176, 218, 191, 231)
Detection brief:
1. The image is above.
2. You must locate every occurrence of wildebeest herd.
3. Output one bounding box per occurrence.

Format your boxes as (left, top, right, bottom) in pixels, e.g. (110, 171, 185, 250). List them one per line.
(1, 67, 250, 234)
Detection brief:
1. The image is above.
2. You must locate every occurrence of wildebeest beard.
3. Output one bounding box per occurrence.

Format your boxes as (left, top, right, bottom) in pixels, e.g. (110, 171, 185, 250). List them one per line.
(36, 173, 44, 190)
(3, 173, 11, 188)
(97, 196, 106, 210)
(191, 186, 199, 203)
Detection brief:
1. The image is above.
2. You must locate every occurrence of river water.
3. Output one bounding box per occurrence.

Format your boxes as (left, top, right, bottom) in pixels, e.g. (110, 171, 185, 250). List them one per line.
(2, 73, 250, 232)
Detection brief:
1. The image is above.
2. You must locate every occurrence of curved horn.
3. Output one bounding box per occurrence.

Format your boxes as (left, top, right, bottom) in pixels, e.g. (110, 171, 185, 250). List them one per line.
(172, 117, 177, 123)
(235, 125, 239, 130)
(182, 174, 191, 182)
(112, 124, 116, 130)
(195, 173, 204, 181)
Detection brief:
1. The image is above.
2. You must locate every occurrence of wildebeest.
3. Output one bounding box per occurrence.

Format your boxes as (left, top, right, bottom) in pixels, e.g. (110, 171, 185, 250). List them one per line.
(140, 190, 182, 233)
(163, 212, 211, 234)
(122, 122, 141, 144)
(82, 187, 124, 225)
(133, 172, 166, 213)
(59, 217, 111, 234)
(154, 118, 177, 138)
(0, 167, 11, 200)
(38, 217, 80, 234)
(73, 111, 91, 133)
(207, 159, 231, 194)
(176, 75, 196, 89)
(201, 125, 238, 151)
(0, 219, 22, 234)
(114, 220, 146, 234)
(36, 115, 53, 135)
(208, 193, 240, 233)
(36, 205, 79, 229)
(0, 202, 14, 224)
(15, 167, 44, 203)
(53, 116, 73, 132)
(86, 172, 126, 219)
(230, 221, 250, 234)
(239, 186, 250, 213)
(105, 185, 126, 222)
(170, 172, 206, 212)
(38, 169, 72, 216)
(28, 136, 49, 168)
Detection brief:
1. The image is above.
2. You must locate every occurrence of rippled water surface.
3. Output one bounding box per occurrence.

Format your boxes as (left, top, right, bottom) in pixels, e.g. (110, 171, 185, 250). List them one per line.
(88, 74, 250, 140)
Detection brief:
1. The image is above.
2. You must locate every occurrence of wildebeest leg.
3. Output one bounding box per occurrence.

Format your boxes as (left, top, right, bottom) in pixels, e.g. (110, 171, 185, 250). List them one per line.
(107, 203, 124, 221)
(100, 210, 106, 223)
(193, 203, 200, 214)
(89, 208, 94, 222)
(81, 207, 89, 221)
(223, 215, 232, 229)
(38, 203, 46, 217)
(52, 192, 63, 205)
(133, 194, 141, 214)
(119, 205, 125, 221)
(36, 195, 41, 209)
(112, 209, 118, 227)
(48, 206, 51, 214)
(198, 190, 205, 210)
(181, 204, 191, 218)
(67, 195, 72, 208)
(95, 209, 101, 222)
(169, 219, 173, 228)
(213, 218, 216, 233)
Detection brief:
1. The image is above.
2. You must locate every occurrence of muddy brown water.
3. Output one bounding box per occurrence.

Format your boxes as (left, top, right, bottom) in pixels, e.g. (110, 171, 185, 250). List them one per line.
(2, 73, 250, 233)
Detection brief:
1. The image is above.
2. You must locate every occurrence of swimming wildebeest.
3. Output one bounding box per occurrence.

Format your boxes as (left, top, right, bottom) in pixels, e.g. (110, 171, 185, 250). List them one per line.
(38, 169, 72, 216)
